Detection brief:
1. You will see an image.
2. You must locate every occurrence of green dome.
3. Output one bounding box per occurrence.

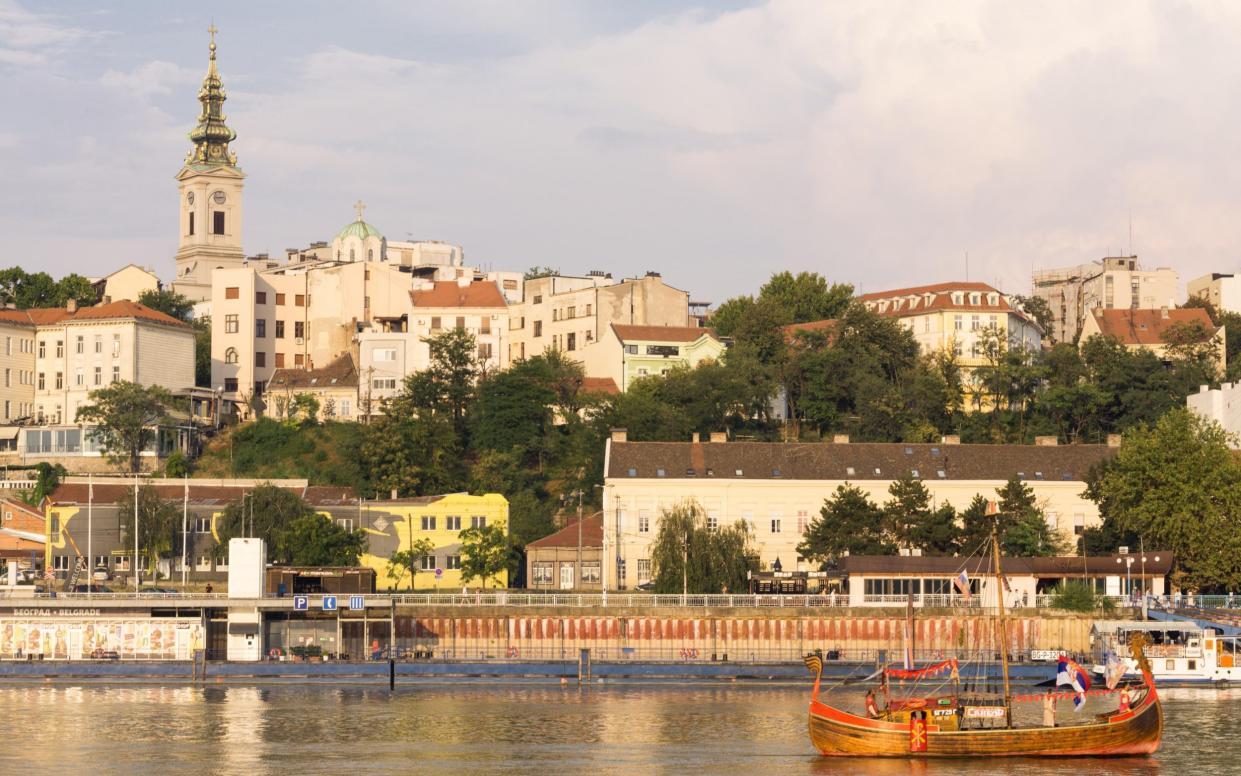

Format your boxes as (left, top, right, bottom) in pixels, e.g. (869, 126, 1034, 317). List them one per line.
(336, 218, 382, 241)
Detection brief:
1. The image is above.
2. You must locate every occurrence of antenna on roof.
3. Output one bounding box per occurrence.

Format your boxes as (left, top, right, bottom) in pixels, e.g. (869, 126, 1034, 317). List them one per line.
(1128, 209, 1133, 257)
(965, 252, 969, 282)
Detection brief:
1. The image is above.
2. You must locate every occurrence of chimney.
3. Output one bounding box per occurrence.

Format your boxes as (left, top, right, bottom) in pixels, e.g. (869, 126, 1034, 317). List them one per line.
(941, 435, 961, 445)
(832, 434, 849, 444)
(611, 428, 628, 443)
(390, 488, 398, 500)
(1034, 436, 1058, 446)
(1107, 434, 1123, 448)
(66, 299, 77, 313)
(1161, 306, 1169, 319)
(1201, 384, 1210, 393)
(709, 432, 727, 443)
(691, 432, 700, 444)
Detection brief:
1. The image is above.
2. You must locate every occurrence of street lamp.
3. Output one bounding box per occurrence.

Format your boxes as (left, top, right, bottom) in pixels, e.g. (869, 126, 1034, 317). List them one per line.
(1117, 556, 1135, 598)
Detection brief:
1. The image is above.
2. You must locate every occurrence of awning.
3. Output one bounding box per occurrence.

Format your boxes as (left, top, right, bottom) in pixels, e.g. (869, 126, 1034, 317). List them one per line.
(0, 427, 19, 441)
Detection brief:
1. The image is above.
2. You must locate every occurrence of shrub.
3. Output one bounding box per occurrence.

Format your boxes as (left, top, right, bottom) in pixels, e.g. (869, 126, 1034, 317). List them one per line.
(1049, 581, 1108, 613)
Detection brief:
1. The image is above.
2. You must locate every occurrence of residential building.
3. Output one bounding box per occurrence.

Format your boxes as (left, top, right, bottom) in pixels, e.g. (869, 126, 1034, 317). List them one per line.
(583, 324, 725, 391)
(1188, 382, 1241, 447)
(172, 34, 247, 303)
(525, 513, 602, 590)
(0, 497, 44, 567)
(357, 493, 510, 590)
(92, 264, 160, 304)
(43, 478, 359, 582)
(858, 281, 1042, 406)
(1188, 273, 1241, 315)
(600, 432, 1117, 590)
(1032, 256, 1179, 344)
(266, 353, 360, 422)
(508, 272, 690, 364)
(0, 318, 36, 424)
(1080, 307, 1225, 376)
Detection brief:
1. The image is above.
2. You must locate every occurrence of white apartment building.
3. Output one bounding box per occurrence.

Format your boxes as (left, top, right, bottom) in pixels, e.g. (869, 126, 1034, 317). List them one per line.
(508, 272, 690, 364)
(356, 279, 509, 410)
(1188, 273, 1241, 314)
(601, 433, 1118, 591)
(1032, 256, 1179, 344)
(1187, 382, 1241, 448)
(0, 301, 194, 426)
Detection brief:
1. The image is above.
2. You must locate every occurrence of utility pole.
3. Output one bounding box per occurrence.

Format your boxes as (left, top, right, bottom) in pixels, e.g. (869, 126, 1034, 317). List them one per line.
(682, 529, 689, 597)
(576, 489, 583, 590)
(133, 472, 139, 593)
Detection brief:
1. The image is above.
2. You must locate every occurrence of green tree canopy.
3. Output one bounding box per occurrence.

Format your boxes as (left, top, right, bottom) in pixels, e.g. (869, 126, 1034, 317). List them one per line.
(0, 268, 97, 309)
(459, 523, 511, 588)
(75, 382, 173, 473)
(212, 484, 363, 565)
(137, 288, 196, 323)
(118, 484, 179, 576)
(649, 501, 755, 594)
(798, 484, 892, 565)
(282, 513, 367, 566)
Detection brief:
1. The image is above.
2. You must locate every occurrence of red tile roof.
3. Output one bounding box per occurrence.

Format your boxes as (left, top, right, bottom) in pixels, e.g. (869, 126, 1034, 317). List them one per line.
(858, 281, 1025, 319)
(410, 281, 507, 308)
(782, 319, 837, 343)
(47, 482, 357, 506)
(580, 377, 620, 395)
(527, 513, 602, 549)
(611, 324, 717, 343)
(0, 301, 187, 329)
(268, 353, 358, 390)
(1090, 307, 1217, 345)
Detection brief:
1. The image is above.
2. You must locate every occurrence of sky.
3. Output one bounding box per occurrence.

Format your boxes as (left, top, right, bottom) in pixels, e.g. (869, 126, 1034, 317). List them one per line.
(3, 1, 1240, 303)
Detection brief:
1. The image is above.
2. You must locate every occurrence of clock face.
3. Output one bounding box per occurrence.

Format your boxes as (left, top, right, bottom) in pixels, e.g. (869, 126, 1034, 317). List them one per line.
(186, 191, 195, 205)
(212, 191, 227, 205)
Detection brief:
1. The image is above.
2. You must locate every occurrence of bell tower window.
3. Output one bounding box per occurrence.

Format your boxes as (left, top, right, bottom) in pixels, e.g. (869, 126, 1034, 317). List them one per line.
(188, 212, 195, 236)
(212, 211, 225, 235)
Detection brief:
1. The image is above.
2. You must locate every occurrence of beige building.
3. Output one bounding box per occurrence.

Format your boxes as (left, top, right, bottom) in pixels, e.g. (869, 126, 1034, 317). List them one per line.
(1188, 272, 1241, 315)
(0, 319, 36, 423)
(172, 33, 246, 303)
(600, 433, 1115, 591)
(525, 514, 602, 590)
(583, 324, 725, 392)
(92, 265, 160, 304)
(508, 273, 690, 364)
(266, 353, 360, 422)
(1081, 306, 1226, 376)
(1032, 256, 1179, 344)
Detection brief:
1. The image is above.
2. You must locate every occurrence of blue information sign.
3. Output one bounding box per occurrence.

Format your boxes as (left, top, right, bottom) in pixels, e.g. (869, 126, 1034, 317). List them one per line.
(348, 595, 365, 610)
(293, 595, 308, 611)
(322, 595, 337, 611)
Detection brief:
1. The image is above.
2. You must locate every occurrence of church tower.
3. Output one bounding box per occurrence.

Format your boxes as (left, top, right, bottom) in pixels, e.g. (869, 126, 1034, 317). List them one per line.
(173, 26, 246, 302)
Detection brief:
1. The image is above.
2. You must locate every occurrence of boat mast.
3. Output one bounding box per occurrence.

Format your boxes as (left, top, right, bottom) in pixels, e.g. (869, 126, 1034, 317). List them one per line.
(991, 520, 1012, 728)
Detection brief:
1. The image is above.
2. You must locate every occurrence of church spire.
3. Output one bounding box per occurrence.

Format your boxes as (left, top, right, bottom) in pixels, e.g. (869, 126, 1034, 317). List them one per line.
(186, 24, 238, 168)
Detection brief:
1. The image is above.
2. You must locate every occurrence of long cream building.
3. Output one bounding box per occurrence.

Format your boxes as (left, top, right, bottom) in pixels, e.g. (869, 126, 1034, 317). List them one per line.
(600, 433, 1116, 590)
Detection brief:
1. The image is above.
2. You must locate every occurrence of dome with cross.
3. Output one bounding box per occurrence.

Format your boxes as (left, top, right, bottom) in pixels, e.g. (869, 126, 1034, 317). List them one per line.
(331, 200, 385, 262)
(335, 200, 383, 242)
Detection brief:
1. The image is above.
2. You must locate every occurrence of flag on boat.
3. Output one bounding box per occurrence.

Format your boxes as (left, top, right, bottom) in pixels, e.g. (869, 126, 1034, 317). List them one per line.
(954, 569, 971, 600)
(1104, 651, 1127, 690)
(1057, 655, 1091, 710)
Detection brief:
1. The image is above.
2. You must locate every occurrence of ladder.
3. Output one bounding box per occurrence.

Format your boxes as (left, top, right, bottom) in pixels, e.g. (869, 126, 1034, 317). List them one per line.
(65, 555, 85, 591)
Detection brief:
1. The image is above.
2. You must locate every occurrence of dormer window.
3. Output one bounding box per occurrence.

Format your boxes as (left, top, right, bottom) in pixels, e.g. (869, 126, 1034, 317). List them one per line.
(988, 293, 999, 305)
(951, 292, 964, 305)
(969, 292, 981, 305)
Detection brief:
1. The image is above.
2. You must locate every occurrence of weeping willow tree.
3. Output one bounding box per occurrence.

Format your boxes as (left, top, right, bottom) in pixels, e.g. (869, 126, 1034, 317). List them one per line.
(650, 500, 756, 594)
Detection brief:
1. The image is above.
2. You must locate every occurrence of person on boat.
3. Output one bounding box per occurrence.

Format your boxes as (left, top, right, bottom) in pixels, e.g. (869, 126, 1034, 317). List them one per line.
(865, 689, 881, 719)
(1118, 687, 1131, 713)
(1043, 691, 1056, 728)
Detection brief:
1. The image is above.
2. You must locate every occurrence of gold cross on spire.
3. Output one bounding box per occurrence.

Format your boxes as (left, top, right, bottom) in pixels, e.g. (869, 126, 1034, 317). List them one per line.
(354, 200, 366, 221)
(208, 23, 218, 58)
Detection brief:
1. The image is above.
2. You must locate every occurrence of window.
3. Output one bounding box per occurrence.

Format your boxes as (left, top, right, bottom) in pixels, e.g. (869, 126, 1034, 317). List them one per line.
(771, 518, 782, 533)
(195, 517, 211, 533)
(75, 335, 83, 354)
(421, 516, 437, 531)
(446, 555, 462, 570)
(471, 515, 487, 529)
(335, 518, 354, 532)
(225, 287, 239, 300)
(797, 511, 809, 534)
(188, 211, 195, 235)
(585, 303, 592, 316)
(295, 294, 305, 307)
(533, 563, 554, 584)
(94, 335, 102, 353)
(274, 353, 285, 368)
(478, 343, 492, 360)
(637, 559, 652, 584)
(53, 555, 70, 571)
(2, 369, 7, 388)
(111, 366, 120, 383)
(112, 334, 120, 356)
(294, 354, 304, 367)
(255, 319, 266, 338)
(455, 316, 465, 330)
(970, 314, 980, 331)
(55, 372, 63, 389)
(567, 306, 576, 319)
(224, 378, 238, 392)
(224, 314, 239, 333)
(624, 344, 638, 354)
(37, 341, 45, 358)
(93, 366, 101, 386)
(340, 399, 350, 417)
(294, 321, 305, 339)
(374, 348, 397, 362)
(503, 279, 518, 290)
(954, 315, 963, 331)
(533, 320, 542, 337)
(275, 320, 285, 338)
(275, 293, 286, 305)
(638, 511, 650, 533)
(566, 333, 576, 351)
(707, 512, 719, 530)
(420, 554, 437, 571)
(480, 317, 490, 334)
(430, 316, 442, 331)
(372, 378, 396, 390)
(255, 291, 267, 304)
(56, 340, 63, 358)
(255, 352, 265, 368)
(212, 211, 225, 234)
(617, 559, 627, 589)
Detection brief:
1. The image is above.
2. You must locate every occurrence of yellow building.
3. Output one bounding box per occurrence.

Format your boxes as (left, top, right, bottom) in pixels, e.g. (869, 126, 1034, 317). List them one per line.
(359, 493, 509, 591)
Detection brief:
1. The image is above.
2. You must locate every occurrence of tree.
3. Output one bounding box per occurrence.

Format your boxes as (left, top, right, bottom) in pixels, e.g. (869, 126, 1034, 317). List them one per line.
(523, 266, 560, 280)
(282, 513, 366, 566)
(756, 271, 854, 324)
(649, 501, 755, 594)
(912, 503, 962, 556)
(1090, 408, 1241, 589)
(289, 393, 321, 426)
(118, 484, 179, 576)
(1012, 295, 1054, 341)
(798, 484, 892, 565)
(469, 450, 556, 546)
(19, 462, 66, 508)
(388, 538, 437, 590)
(708, 296, 755, 337)
(214, 484, 321, 565)
(0, 268, 97, 309)
(883, 473, 933, 550)
(956, 495, 994, 557)
(75, 382, 173, 472)
(192, 317, 211, 387)
(459, 523, 510, 588)
(995, 475, 1064, 556)
(137, 288, 195, 323)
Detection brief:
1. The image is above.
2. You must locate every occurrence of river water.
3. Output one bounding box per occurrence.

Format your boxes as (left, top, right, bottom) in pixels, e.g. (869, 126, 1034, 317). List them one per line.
(0, 682, 1228, 774)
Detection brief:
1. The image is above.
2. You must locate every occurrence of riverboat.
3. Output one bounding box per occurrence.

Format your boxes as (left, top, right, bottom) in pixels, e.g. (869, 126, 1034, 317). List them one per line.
(803, 522, 1164, 758)
(1091, 620, 1241, 685)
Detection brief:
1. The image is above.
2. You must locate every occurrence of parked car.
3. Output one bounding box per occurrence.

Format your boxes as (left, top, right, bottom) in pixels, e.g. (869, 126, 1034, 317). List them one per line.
(139, 587, 178, 594)
(92, 567, 109, 582)
(71, 583, 112, 593)
(636, 582, 657, 592)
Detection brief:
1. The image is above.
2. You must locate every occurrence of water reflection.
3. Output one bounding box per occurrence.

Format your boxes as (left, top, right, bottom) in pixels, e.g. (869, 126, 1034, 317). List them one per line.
(0, 683, 1230, 774)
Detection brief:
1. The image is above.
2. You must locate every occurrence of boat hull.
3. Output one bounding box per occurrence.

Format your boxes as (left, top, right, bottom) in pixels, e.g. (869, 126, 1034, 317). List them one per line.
(807, 695, 1162, 758)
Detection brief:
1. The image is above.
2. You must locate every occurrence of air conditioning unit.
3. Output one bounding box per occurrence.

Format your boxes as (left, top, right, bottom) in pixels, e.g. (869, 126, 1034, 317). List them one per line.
(295, 338, 304, 345)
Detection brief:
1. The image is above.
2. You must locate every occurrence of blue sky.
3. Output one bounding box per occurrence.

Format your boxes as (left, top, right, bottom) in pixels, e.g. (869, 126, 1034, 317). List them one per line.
(3, 1, 1241, 301)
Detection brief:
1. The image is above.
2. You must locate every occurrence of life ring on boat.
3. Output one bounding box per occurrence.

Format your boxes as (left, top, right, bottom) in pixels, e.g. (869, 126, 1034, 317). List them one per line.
(903, 698, 927, 710)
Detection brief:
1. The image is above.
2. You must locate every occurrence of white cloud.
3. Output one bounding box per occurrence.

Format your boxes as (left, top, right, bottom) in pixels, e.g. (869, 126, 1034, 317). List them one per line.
(101, 60, 197, 98)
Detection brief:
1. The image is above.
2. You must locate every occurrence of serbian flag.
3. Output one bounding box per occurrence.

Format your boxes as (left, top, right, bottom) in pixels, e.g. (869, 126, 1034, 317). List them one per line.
(954, 569, 971, 600)
(1057, 655, 1091, 710)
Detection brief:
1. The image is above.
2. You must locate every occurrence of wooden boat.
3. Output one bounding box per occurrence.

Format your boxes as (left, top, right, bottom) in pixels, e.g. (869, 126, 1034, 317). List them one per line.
(804, 524, 1164, 757)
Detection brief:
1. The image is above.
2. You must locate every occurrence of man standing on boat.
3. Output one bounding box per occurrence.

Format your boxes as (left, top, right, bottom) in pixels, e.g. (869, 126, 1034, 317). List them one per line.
(865, 689, 881, 719)
(1043, 691, 1056, 727)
